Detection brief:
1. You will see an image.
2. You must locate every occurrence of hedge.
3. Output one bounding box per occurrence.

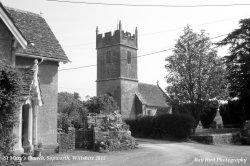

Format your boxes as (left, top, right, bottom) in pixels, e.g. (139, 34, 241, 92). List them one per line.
(172, 103, 202, 127)
(125, 114, 194, 140)
(219, 100, 246, 128)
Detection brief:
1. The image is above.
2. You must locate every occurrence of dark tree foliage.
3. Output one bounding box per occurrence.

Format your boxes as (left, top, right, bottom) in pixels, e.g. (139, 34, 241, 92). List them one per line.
(200, 100, 218, 128)
(57, 113, 72, 133)
(0, 61, 22, 155)
(125, 114, 194, 140)
(58, 92, 87, 131)
(85, 94, 119, 114)
(219, 100, 246, 128)
(218, 18, 250, 119)
(172, 102, 202, 127)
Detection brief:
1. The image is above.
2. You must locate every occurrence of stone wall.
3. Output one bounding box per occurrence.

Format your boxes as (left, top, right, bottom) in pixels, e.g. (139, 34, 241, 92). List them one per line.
(120, 46, 137, 79)
(93, 129, 136, 152)
(15, 56, 59, 150)
(190, 132, 241, 144)
(96, 30, 137, 49)
(120, 80, 138, 118)
(97, 79, 121, 109)
(96, 45, 120, 80)
(96, 26, 139, 119)
(57, 128, 75, 153)
(76, 114, 137, 152)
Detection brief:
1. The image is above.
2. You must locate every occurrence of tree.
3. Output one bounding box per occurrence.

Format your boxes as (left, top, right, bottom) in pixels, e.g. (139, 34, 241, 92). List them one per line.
(58, 92, 83, 115)
(85, 94, 118, 114)
(217, 18, 250, 119)
(57, 92, 87, 131)
(0, 61, 22, 155)
(165, 26, 227, 104)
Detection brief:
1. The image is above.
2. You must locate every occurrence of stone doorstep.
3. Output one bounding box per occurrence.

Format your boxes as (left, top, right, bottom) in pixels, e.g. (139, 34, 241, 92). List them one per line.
(40, 144, 59, 155)
(190, 133, 240, 145)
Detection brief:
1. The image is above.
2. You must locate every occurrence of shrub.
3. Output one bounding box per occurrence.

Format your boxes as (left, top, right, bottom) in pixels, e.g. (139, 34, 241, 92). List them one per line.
(58, 92, 87, 130)
(0, 132, 16, 155)
(219, 100, 246, 128)
(156, 114, 194, 139)
(0, 152, 8, 166)
(200, 100, 218, 128)
(172, 103, 202, 127)
(85, 94, 118, 114)
(0, 62, 22, 155)
(135, 116, 154, 136)
(57, 113, 72, 133)
(125, 114, 194, 140)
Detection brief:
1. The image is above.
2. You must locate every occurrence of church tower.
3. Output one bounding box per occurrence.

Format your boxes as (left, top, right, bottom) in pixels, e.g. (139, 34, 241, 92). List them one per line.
(96, 21, 138, 118)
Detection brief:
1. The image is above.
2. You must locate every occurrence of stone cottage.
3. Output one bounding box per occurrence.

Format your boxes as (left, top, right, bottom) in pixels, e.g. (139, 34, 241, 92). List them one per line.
(0, 3, 69, 153)
(96, 21, 171, 118)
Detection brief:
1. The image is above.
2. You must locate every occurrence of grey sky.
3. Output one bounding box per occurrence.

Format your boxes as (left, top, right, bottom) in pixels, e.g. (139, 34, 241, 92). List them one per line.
(2, 0, 250, 99)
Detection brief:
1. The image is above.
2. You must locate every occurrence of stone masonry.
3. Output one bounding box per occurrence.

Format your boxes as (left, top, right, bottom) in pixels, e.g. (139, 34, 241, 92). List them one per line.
(96, 21, 138, 118)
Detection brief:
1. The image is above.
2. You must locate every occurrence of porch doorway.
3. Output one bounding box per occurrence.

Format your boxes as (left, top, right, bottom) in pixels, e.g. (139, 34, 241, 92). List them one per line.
(22, 104, 31, 147)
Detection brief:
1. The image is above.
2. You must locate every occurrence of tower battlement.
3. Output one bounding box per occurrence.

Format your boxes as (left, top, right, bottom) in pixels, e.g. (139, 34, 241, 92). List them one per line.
(96, 21, 138, 49)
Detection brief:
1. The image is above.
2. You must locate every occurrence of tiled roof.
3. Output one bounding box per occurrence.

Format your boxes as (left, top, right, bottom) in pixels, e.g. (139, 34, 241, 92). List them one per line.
(136, 83, 170, 108)
(17, 67, 34, 97)
(4, 6, 69, 62)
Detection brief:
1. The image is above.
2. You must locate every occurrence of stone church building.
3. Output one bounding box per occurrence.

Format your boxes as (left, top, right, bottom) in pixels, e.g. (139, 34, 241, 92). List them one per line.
(96, 21, 171, 118)
(0, 3, 69, 153)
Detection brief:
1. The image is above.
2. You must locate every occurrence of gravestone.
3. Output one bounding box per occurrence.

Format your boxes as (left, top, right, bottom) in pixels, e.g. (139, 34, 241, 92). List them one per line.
(213, 109, 223, 128)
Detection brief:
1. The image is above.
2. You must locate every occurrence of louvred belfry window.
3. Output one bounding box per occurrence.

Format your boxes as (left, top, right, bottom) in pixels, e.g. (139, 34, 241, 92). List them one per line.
(106, 51, 111, 64)
(127, 51, 131, 64)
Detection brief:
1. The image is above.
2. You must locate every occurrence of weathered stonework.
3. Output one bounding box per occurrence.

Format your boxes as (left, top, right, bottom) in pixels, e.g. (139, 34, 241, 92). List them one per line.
(96, 22, 171, 119)
(96, 22, 138, 119)
(0, 5, 69, 154)
(15, 57, 59, 151)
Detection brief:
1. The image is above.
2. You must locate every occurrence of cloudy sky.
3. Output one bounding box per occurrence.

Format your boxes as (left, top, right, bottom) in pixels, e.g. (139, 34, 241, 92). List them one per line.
(2, 0, 250, 100)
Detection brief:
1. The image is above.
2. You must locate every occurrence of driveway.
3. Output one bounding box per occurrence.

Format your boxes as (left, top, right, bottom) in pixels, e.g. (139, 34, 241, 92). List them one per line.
(23, 138, 250, 166)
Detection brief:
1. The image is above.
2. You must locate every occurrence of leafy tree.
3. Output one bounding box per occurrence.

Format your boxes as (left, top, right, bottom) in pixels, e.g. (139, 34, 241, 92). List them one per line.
(85, 94, 119, 114)
(217, 18, 250, 119)
(57, 113, 72, 133)
(0, 61, 22, 155)
(165, 26, 227, 105)
(58, 92, 87, 131)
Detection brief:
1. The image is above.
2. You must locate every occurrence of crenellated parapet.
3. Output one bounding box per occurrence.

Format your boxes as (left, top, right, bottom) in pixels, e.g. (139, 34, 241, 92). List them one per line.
(96, 21, 138, 49)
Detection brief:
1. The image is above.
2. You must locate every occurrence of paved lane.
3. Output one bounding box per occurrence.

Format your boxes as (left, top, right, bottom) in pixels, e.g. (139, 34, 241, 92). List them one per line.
(23, 138, 250, 166)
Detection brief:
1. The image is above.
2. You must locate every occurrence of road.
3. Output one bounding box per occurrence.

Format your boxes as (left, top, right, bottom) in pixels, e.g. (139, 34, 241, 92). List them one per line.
(23, 138, 250, 166)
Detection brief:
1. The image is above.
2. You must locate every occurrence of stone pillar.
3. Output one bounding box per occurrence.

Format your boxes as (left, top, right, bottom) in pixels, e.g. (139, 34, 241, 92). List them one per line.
(31, 59, 40, 146)
(33, 105, 38, 146)
(28, 105, 33, 146)
(13, 105, 24, 154)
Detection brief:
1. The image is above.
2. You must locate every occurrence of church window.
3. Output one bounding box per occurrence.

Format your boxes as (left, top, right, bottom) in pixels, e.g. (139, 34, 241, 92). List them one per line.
(127, 51, 131, 64)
